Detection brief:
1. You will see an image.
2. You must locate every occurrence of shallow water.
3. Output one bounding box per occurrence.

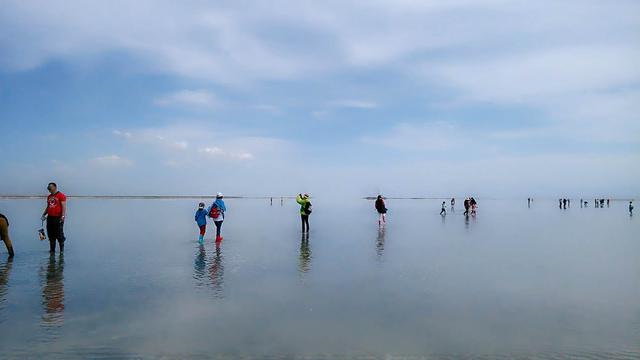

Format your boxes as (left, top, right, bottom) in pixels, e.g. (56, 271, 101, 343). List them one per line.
(0, 198, 638, 359)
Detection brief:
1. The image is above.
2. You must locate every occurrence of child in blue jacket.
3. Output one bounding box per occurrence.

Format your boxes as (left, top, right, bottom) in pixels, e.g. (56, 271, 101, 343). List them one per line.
(195, 202, 207, 243)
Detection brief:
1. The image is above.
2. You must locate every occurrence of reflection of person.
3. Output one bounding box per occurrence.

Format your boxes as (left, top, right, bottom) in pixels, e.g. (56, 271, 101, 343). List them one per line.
(376, 228, 386, 259)
(41, 183, 67, 253)
(41, 255, 65, 326)
(298, 233, 311, 274)
(209, 242, 224, 297)
(193, 244, 207, 288)
(0, 213, 14, 257)
(0, 257, 14, 312)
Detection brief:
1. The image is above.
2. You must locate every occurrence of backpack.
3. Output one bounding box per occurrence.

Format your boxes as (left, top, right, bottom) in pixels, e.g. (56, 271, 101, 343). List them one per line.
(304, 202, 312, 215)
(209, 205, 221, 218)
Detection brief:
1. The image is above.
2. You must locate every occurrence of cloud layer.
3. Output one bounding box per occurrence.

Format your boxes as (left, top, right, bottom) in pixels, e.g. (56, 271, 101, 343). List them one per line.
(0, 0, 638, 196)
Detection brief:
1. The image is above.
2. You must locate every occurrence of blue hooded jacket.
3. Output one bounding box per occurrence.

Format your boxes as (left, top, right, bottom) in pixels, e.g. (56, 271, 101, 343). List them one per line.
(195, 208, 208, 227)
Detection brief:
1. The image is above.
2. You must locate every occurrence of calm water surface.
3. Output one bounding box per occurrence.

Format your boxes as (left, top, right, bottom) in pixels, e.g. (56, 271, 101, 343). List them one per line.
(0, 198, 638, 359)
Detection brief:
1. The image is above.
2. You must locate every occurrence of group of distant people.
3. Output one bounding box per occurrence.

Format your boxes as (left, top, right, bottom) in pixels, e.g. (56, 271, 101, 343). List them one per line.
(193, 192, 314, 243)
(374, 196, 477, 224)
(545, 197, 634, 215)
(1, 185, 635, 259)
(558, 198, 571, 209)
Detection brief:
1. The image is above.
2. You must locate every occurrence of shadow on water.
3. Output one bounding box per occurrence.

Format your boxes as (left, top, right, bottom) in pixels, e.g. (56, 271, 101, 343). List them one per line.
(298, 233, 312, 276)
(193, 242, 225, 298)
(40, 254, 64, 338)
(376, 227, 386, 259)
(0, 257, 13, 322)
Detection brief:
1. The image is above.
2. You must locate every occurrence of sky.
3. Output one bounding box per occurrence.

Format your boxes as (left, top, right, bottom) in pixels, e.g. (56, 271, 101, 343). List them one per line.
(0, 0, 639, 198)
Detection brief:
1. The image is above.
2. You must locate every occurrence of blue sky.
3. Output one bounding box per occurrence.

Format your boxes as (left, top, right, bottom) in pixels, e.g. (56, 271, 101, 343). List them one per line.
(1, 0, 639, 197)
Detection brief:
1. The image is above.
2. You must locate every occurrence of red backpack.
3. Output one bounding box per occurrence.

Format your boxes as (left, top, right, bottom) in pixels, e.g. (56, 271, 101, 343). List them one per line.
(209, 205, 221, 218)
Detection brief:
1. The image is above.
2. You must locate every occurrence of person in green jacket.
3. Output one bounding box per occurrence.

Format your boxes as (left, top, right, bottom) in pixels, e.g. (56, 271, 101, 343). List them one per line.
(296, 194, 312, 233)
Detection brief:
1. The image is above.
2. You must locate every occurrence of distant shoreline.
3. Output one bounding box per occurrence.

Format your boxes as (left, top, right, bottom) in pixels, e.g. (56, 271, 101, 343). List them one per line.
(0, 195, 295, 200)
(0, 195, 634, 201)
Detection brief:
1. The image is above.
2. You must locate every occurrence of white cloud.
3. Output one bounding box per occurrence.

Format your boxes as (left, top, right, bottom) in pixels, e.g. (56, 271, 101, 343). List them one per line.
(89, 155, 134, 167)
(112, 130, 132, 138)
(154, 89, 219, 108)
(330, 100, 378, 109)
(421, 44, 640, 143)
(4, 0, 636, 84)
(426, 45, 640, 103)
(113, 129, 189, 151)
(361, 122, 465, 151)
(171, 141, 189, 150)
(199, 146, 253, 161)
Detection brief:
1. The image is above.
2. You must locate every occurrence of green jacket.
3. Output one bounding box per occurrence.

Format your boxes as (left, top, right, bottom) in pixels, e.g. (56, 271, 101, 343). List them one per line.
(296, 195, 311, 215)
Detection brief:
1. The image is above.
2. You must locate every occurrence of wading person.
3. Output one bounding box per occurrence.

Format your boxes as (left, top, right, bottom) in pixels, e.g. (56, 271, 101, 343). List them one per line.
(296, 194, 312, 233)
(208, 193, 226, 242)
(375, 195, 387, 226)
(440, 201, 447, 216)
(470, 197, 478, 215)
(630, 201, 634, 216)
(194, 202, 207, 244)
(451, 197, 455, 212)
(463, 198, 470, 216)
(0, 213, 14, 257)
(41, 183, 67, 253)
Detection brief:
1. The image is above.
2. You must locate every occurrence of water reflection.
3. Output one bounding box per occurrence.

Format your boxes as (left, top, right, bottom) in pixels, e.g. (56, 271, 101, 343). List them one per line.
(193, 243, 225, 298)
(298, 233, 312, 275)
(40, 254, 65, 334)
(376, 228, 386, 259)
(0, 257, 13, 321)
(193, 244, 207, 288)
(209, 242, 224, 298)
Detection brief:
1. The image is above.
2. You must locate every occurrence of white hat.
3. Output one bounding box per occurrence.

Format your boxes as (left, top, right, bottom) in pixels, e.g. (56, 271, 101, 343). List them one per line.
(217, 192, 223, 198)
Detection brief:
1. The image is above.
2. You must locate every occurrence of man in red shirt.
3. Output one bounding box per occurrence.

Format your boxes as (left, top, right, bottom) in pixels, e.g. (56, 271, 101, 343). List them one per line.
(41, 183, 67, 253)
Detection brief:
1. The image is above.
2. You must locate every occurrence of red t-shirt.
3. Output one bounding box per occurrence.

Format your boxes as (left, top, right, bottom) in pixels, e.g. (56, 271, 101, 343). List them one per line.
(47, 192, 67, 217)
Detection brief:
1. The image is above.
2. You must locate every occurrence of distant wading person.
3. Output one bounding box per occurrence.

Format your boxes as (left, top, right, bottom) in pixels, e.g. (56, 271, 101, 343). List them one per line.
(463, 198, 470, 216)
(440, 201, 447, 216)
(296, 194, 312, 233)
(41, 183, 67, 253)
(375, 195, 387, 226)
(630, 201, 634, 216)
(195, 202, 207, 244)
(470, 197, 477, 215)
(451, 198, 455, 212)
(208, 193, 226, 242)
(0, 213, 14, 257)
